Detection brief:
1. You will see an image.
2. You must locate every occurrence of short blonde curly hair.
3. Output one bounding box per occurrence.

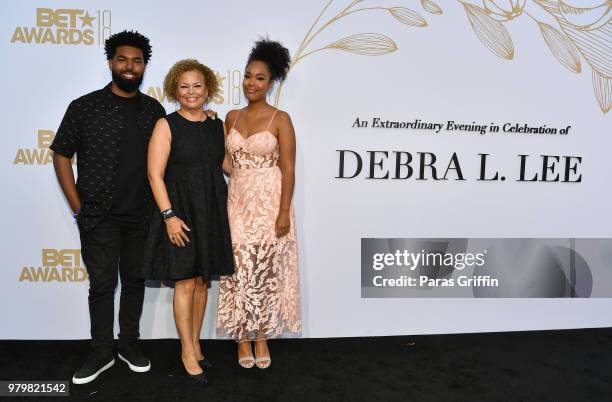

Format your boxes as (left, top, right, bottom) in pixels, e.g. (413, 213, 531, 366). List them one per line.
(163, 59, 219, 104)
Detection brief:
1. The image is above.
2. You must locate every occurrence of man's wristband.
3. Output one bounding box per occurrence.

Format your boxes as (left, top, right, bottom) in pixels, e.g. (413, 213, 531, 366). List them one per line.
(73, 207, 81, 219)
(161, 208, 176, 221)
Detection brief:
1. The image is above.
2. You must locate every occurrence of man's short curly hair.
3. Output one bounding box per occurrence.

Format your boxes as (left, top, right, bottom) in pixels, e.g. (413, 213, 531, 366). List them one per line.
(163, 59, 219, 104)
(105, 30, 152, 63)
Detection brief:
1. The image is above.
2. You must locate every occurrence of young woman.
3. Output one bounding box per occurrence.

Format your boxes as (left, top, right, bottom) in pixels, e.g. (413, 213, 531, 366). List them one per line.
(217, 39, 302, 369)
(142, 59, 234, 383)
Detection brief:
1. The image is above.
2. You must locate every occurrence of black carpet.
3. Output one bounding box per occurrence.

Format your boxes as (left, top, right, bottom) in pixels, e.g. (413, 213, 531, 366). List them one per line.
(1, 328, 611, 401)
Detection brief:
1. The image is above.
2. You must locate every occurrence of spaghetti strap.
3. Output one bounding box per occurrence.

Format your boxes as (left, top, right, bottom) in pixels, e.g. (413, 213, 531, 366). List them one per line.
(231, 109, 242, 129)
(266, 109, 279, 130)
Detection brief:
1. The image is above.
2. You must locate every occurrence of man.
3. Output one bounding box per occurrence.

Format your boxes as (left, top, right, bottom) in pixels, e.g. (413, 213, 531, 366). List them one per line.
(51, 30, 164, 385)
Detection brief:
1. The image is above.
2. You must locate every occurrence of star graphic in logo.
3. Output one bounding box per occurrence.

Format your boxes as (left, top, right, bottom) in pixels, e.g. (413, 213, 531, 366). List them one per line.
(214, 71, 226, 87)
(79, 11, 96, 28)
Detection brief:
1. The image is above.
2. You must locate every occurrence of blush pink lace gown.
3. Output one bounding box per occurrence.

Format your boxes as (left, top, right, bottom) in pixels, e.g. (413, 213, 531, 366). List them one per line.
(216, 109, 302, 341)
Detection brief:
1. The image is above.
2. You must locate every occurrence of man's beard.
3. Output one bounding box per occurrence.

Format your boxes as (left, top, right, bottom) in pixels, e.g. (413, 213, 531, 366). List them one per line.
(112, 70, 144, 93)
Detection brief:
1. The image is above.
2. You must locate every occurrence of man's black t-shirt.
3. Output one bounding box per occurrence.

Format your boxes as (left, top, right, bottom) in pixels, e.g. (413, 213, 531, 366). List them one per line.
(108, 92, 147, 228)
(50, 83, 166, 232)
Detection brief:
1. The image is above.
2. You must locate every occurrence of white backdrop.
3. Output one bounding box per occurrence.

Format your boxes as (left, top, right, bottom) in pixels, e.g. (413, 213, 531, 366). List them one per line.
(1, 0, 611, 339)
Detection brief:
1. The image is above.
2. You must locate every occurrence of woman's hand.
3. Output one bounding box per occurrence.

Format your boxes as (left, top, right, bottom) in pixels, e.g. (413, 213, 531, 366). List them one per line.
(275, 211, 290, 238)
(204, 109, 217, 120)
(165, 216, 191, 247)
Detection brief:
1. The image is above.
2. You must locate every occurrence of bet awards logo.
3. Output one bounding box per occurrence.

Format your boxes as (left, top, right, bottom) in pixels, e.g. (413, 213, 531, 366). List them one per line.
(10, 8, 111, 46)
(147, 69, 243, 106)
(19, 249, 88, 283)
(13, 130, 75, 166)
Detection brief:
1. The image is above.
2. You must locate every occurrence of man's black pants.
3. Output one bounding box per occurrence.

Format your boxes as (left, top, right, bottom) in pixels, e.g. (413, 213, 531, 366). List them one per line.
(79, 219, 146, 354)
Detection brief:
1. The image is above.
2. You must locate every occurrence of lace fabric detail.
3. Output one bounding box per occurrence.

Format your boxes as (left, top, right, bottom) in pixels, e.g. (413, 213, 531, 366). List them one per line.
(227, 166, 296, 245)
(230, 148, 278, 169)
(226, 129, 279, 170)
(216, 241, 301, 340)
(216, 123, 301, 341)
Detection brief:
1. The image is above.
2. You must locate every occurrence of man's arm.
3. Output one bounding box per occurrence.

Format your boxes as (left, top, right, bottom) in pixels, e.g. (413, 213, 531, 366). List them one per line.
(50, 100, 82, 215)
(52, 153, 80, 213)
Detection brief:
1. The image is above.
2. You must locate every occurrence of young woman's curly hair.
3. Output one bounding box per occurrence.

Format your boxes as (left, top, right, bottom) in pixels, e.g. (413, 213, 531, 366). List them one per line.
(247, 38, 291, 82)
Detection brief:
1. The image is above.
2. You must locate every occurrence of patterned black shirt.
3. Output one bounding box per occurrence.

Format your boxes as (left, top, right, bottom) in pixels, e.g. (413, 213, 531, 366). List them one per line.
(51, 83, 166, 231)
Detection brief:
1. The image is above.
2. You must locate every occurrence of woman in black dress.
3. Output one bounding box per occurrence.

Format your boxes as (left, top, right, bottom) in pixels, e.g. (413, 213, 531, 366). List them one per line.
(142, 59, 234, 383)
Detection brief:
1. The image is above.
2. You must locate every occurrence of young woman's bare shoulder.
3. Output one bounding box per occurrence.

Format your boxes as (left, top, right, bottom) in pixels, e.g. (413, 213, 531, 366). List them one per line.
(225, 109, 241, 125)
(276, 110, 293, 126)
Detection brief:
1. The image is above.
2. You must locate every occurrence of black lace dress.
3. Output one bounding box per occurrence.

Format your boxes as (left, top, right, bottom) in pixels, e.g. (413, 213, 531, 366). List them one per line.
(142, 112, 234, 281)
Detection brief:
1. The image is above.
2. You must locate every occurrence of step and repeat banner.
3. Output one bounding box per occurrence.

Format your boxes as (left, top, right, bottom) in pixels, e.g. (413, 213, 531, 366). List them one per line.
(1, 0, 611, 339)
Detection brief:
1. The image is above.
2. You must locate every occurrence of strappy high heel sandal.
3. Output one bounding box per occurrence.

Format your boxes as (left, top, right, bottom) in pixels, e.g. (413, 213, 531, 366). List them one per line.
(254, 343, 271, 369)
(237, 342, 255, 368)
(238, 354, 255, 368)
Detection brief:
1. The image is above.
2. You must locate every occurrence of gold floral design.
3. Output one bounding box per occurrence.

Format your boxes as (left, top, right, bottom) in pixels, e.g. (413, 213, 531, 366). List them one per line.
(463, 2, 515, 59)
(274, 0, 433, 106)
(465, 0, 611, 113)
(275, 0, 611, 114)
